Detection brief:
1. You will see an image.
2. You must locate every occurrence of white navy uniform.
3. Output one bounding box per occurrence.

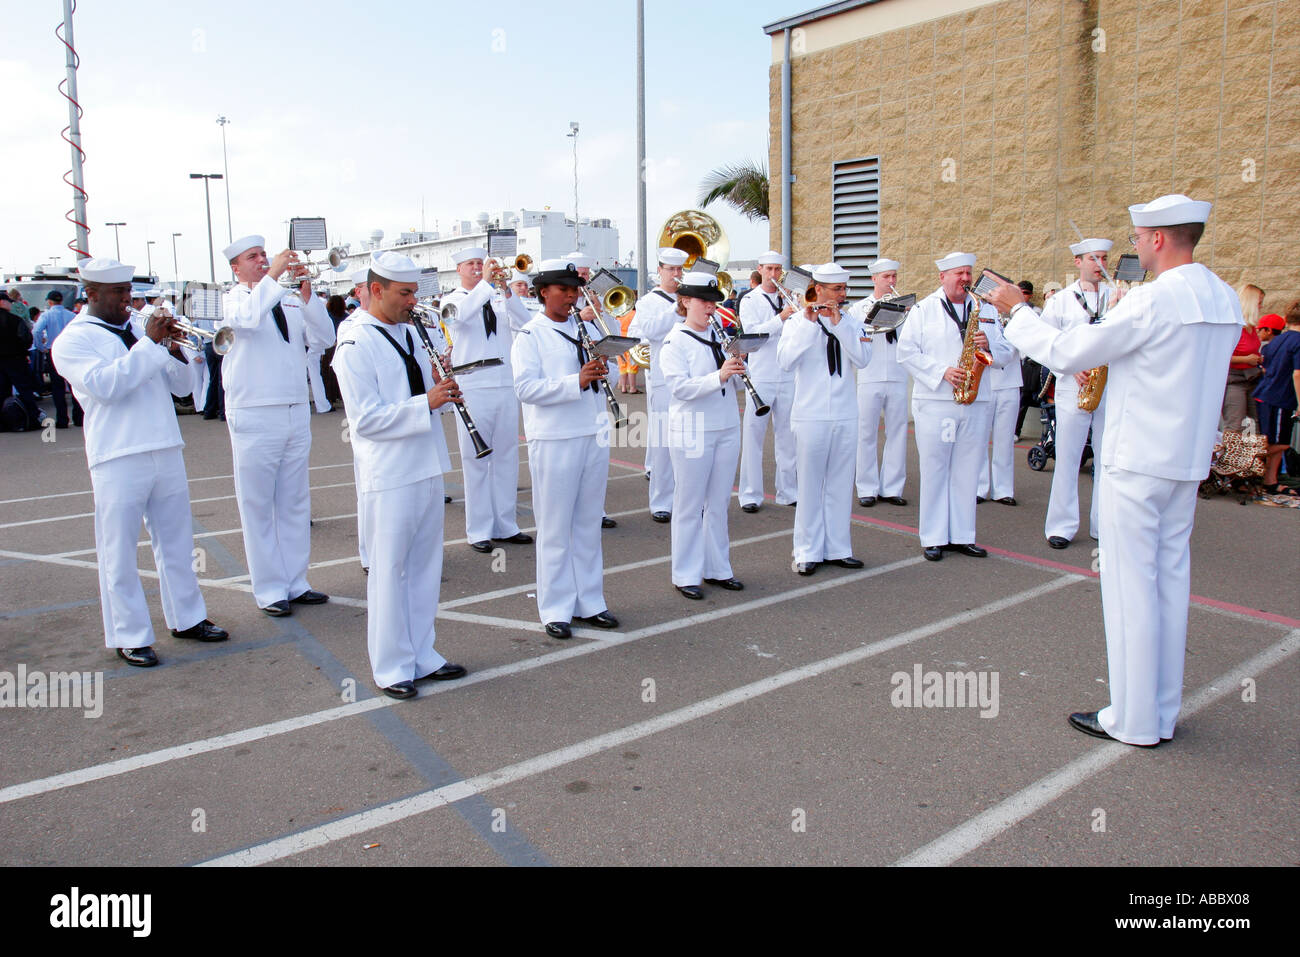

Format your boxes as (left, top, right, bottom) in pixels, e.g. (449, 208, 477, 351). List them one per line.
(848, 295, 909, 500)
(737, 289, 797, 507)
(628, 288, 679, 512)
(897, 289, 1014, 548)
(512, 313, 613, 625)
(777, 309, 870, 562)
(659, 323, 741, 586)
(53, 314, 207, 649)
(1038, 281, 1115, 541)
(332, 311, 454, 688)
(221, 276, 335, 608)
(1005, 263, 1240, 744)
(335, 313, 368, 570)
(977, 318, 1022, 501)
(440, 280, 523, 544)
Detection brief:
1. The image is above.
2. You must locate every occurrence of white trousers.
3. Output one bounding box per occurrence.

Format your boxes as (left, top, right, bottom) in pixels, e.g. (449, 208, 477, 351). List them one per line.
(739, 378, 797, 507)
(456, 385, 522, 543)
(89, 448, 206, 648)
(855, 379, 908, 498)
(669, 427, 740, 585)
(1046, 395, 1105, 541)
(363, 476, 447, 688)
(791, 416, 857, 563)
(197, 362, 211, 412)
(352, 453, 368, 569)
(912, 399, 991, 547)
(306, 347, 331, 413)
(528, 435, 608, 624)
(1096, 467, 1198, 745)
(227, 403, 313, 608)
(644, 379, 675, 512)
(978, 387, 1020, 500)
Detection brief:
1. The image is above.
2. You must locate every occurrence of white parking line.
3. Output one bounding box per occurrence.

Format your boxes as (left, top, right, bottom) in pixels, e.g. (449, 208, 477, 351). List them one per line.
(197, 576, 1079, 866)
(894, 629, 1299, 867)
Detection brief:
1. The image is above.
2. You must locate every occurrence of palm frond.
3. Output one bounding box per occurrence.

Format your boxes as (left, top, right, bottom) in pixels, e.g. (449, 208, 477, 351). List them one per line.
(698, 160, 770, 222)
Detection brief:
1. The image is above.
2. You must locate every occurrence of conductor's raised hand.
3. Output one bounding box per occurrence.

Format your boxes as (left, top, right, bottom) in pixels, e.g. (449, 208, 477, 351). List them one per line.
(979, 269, 1023, 316)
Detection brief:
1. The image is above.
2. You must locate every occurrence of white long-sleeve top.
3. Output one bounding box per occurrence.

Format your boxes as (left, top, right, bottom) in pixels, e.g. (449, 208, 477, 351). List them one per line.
(776, 310, 870, 422)
(738, 288, 791, 382)
(1005, 262, 1241, 481)
(220, 275, 335, 410)
(331, 311, 452, 494)
(627, 288, 679, 391)
(896, 288, 1014, 402)
(511, 313, 614, 440)
(441, 280, 513, 390)
(847, 295, 909, 385)
(659, 324, 741, 433)
(52, 313, 203, 469)
(1035, 280, 1116, 400)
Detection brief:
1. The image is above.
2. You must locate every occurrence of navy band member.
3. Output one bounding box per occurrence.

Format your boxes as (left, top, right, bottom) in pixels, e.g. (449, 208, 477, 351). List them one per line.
(221, 235, 335, 616)
(332, 251, 467, 698)
(53, 258, 227, 666)
(338, 265, 371, 573)
(511, 259, 619, 639)
(847, 258, 909, 508)
(659, 271, 745, 598)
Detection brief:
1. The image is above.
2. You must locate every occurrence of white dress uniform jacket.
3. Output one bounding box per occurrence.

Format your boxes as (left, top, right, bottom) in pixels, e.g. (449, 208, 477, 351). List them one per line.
(512, 313, 613, 625)
(335, 314, 368, 569)
(777, 309, 870, 563)
(978, 318, 1022, 500)
(628, 288, 679, 512)
(332, 312, 454, 688)
(1005, 262, 1241, 744)
(848, 295, 910, 500)
(659, 324, 742, 586)
(53, 314, 207, 649)
(737, 289, 797, 507)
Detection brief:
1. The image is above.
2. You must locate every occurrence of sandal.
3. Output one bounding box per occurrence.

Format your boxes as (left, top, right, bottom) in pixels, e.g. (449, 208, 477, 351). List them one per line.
(1264, 483, 1300, 497)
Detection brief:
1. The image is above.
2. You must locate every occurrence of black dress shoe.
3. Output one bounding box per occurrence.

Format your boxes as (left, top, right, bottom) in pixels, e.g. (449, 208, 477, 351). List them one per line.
(469, 540, 493, 553)
(444, 494, 453, 503)
(997, 496, 1018, 506)
(948, 543, 988, 557)
(651, 511, 671, 523)
(704, 577, 744, 590)
(261, 600, 292, 617)
(117, 646, 159, 667)
(544, 621, 572, 639)
(976, 496, 987, 504)
(381, 681, 417, 700)
(784, 501, 797, 507)
(858, 496, 877, 507)
(923, 546, 944, 561)
(289, 589, 329, 605)
(1068, 710, 1159, 747)
(1047, 536, 1070, 549)
(881, 496, 908, 506)
(575, 611, 619, 628)
(170, 619, 228, 642)
(493, 532, 534, 544)
(202, 413, 218, 420)
(827, 557, 864, 569)
(420, 663, 467, 681)
(676, 585, 704, 600)
(741, 503, 760, 513)
(795, 562, 817, 576)
(602, 516, 618, 528)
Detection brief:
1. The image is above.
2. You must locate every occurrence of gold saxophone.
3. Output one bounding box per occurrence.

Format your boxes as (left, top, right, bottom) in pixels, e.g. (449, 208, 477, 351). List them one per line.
(1077, 365, 1108, 411)
(953, 294, 992, 405)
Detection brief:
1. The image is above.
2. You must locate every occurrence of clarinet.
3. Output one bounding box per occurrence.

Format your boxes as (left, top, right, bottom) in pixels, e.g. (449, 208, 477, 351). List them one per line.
(409, 310, 492, 459)
(707, 314, 770, 416)
(569, 306, 628, 429)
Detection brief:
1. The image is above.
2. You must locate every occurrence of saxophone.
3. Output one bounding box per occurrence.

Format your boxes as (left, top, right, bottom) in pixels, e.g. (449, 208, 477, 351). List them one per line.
(1077, 365, 1108, 412)
(952, 295, 992, 405)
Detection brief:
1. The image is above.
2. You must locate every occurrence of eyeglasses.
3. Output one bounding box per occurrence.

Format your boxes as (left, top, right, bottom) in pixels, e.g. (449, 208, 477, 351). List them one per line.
(1127, 234, 1139, 247)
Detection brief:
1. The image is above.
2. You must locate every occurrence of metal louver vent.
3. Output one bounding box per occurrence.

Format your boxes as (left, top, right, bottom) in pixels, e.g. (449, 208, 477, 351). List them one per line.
(831, 156, 880, 301)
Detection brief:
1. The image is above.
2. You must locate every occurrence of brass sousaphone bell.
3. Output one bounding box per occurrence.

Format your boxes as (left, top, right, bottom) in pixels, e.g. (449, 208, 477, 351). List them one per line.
(657, 209, 730, 271)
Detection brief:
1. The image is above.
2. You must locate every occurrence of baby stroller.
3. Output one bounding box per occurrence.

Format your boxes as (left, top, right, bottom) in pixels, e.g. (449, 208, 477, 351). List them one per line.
(1026, 370, 1095, 472)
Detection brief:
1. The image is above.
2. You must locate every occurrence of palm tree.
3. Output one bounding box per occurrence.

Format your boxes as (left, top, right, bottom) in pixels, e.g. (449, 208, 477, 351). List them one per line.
(698, 159, 769, 222)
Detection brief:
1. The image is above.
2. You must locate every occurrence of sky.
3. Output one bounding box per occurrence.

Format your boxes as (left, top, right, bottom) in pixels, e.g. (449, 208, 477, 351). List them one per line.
(2, 0, 803, 282)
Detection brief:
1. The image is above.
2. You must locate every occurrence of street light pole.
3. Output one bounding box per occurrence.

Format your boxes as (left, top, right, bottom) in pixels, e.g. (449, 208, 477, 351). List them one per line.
(171, 233, 181, 286)
(567, 121, 580, 250)
(105, 222, 126, 260)
(190, 173, 223, 282)
(146, 239, 156, 279)
(216, 115, 233, 243)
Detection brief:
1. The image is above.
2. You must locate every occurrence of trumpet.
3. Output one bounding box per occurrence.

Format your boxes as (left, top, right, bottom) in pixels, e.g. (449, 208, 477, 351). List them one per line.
(569, 305, 628, 428)
(409, 305, 492, 459)
(707, 312, 769, 417)
(130, 307, 232, 354)
(486, 254, 533, 287)
(279, 246, 348, 286)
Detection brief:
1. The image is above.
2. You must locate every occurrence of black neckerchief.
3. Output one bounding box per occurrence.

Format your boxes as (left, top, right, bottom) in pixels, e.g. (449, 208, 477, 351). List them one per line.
(762, 292, 781, 314)
(653, 290, 674, 303)
(370, 325, 425, 397)
(481, 300, 497, 337)
(91, 320, 138, 350)
(940, 296, 971, 337)
(817, 320, 843, 377)
(552, 325, 597, 392)
(1073, 286, 1105, 324)
(271, 302, 290, 343)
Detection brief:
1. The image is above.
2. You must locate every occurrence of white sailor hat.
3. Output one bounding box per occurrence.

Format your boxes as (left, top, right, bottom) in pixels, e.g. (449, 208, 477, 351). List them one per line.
(1069, 238, 1113, 256)
(757, 250, 786, 266)
(1128, 194, 1212, 227)
(868, 258, 900, 275)
(562, 251, 595, 269)
(676, 271, 724, 302)
(222, 234, 264, 262)
(451, 247, 488, 265)
(351, 266, 370, 285)
(657, 248, 689, 267)
(935, 251, 976, 271)
(798, 263, 815, 272)
(78, 258, 134, 284)
(812, 263, 851, 284)
(369, 251, 421, 283)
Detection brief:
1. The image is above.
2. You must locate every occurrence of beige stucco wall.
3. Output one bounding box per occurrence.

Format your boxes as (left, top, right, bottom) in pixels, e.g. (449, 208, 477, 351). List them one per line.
(770, 0, 1297, 312)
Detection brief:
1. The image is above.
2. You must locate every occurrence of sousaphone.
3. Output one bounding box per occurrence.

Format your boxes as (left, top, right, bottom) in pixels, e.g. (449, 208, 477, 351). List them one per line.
(657, 209, 730, 270)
